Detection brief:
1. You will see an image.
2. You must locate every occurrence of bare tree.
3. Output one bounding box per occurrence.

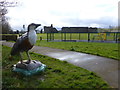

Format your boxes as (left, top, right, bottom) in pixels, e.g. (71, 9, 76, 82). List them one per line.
(0, 0, 18, 34)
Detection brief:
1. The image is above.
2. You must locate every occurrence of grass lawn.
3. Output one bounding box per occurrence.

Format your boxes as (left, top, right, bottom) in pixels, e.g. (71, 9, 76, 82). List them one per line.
(2, 45, 110, 88)
(6, 33, 119, 60)
(36, 40, 119, 60)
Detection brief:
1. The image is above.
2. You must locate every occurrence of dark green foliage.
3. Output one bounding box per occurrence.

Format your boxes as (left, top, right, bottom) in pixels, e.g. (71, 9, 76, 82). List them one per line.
(1, 34, 18, 41)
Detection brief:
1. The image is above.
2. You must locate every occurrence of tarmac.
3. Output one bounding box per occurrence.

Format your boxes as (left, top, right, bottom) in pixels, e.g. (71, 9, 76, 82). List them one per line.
(2, 41, 119, 88)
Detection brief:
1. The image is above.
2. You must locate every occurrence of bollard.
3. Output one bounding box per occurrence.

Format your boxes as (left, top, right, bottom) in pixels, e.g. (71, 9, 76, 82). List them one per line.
(40, 37, 42, 41)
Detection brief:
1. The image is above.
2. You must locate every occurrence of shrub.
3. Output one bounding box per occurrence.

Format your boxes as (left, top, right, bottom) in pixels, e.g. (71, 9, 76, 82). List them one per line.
(1, 34, 18, 41)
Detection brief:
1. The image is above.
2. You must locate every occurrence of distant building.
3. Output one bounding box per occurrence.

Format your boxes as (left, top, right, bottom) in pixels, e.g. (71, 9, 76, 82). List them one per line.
(44, 24, 58, 33)
(61, 27, 97, 33)
(88, 27, 98, 32)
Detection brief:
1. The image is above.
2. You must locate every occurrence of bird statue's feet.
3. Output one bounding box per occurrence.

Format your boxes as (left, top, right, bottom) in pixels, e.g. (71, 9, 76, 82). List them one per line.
(25, 60, 31, 64)
(14, 60, 44, 71)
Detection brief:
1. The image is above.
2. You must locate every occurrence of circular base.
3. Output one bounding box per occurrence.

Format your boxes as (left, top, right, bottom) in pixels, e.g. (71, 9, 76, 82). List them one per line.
(12, 60, 47, 76)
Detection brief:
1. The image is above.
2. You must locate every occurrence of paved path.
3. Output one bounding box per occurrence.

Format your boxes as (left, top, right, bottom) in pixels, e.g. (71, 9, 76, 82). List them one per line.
(2, 41, 119, 88)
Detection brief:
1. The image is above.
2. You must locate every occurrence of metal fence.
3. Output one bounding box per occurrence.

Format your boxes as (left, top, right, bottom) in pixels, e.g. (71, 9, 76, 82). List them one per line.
(47, 32, 120, 43)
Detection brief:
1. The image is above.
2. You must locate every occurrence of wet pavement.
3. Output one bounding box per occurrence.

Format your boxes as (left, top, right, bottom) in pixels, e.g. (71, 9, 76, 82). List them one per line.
(2, 41, 119, 88)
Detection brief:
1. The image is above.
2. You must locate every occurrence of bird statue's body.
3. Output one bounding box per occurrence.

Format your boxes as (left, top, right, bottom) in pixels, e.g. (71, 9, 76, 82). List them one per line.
(11, 23, 41, 64)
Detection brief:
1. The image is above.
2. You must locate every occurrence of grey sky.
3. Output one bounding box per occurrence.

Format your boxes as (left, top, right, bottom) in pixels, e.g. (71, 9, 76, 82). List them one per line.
(6, 0, 118, 30)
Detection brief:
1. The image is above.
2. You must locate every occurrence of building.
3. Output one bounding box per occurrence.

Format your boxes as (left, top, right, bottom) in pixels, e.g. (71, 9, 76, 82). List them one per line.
(44, 24, 58, 33)
(88, 27, 98, 32)
(61, 27, 97, 33)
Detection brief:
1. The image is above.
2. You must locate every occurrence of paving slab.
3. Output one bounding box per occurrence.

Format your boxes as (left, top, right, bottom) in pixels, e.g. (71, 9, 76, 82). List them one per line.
(2, 41, 119, 88)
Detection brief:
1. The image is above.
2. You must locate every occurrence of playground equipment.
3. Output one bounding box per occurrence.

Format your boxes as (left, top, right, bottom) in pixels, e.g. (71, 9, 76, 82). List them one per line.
(92, 32, 119, 41)
(92, 33, 106, 41)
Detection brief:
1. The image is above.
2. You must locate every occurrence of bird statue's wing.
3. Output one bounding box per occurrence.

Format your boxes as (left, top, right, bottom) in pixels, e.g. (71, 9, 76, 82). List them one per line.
(11, 33, 28, 56)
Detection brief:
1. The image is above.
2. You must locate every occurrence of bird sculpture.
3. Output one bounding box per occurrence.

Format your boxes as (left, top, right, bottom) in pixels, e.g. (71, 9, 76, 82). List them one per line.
(11, 23, 41, 64)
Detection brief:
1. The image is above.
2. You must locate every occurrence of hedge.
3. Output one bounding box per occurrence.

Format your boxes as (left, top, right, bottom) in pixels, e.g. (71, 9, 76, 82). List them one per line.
(0, 34, 18, 41)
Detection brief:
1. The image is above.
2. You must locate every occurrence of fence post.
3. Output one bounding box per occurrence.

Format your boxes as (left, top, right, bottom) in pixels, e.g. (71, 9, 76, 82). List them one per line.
(113, 33, 115, 41)
(88, 33, 90, 42)
(50, 33, 51, 41)
(70, 33, 72, 40)
(47, 33, 48, 42)
(40, 36, 42, 41)
(115, 33, 117, 43)
(61, 33, 63, 41)
(79, 33, 80, 40)
(64, 33, 66, 41)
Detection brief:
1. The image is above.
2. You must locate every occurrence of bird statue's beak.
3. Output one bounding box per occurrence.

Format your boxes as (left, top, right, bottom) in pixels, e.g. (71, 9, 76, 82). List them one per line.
(36, 24, 41, 27)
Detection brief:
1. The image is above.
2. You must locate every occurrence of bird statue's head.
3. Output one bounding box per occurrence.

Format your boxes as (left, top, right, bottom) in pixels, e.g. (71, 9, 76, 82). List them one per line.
(28, 23, 41, 32)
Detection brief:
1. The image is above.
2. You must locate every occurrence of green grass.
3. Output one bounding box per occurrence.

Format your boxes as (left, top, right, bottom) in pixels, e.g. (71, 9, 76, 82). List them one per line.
(37, 33, 47, 40)
(7, 33, 119, 60)
(2, 45, 110, 88)
(36, 40, 119, 60)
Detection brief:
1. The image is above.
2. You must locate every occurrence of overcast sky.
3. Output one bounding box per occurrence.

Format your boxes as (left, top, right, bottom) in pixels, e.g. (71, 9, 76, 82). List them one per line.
(6, 0, 119, 30)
